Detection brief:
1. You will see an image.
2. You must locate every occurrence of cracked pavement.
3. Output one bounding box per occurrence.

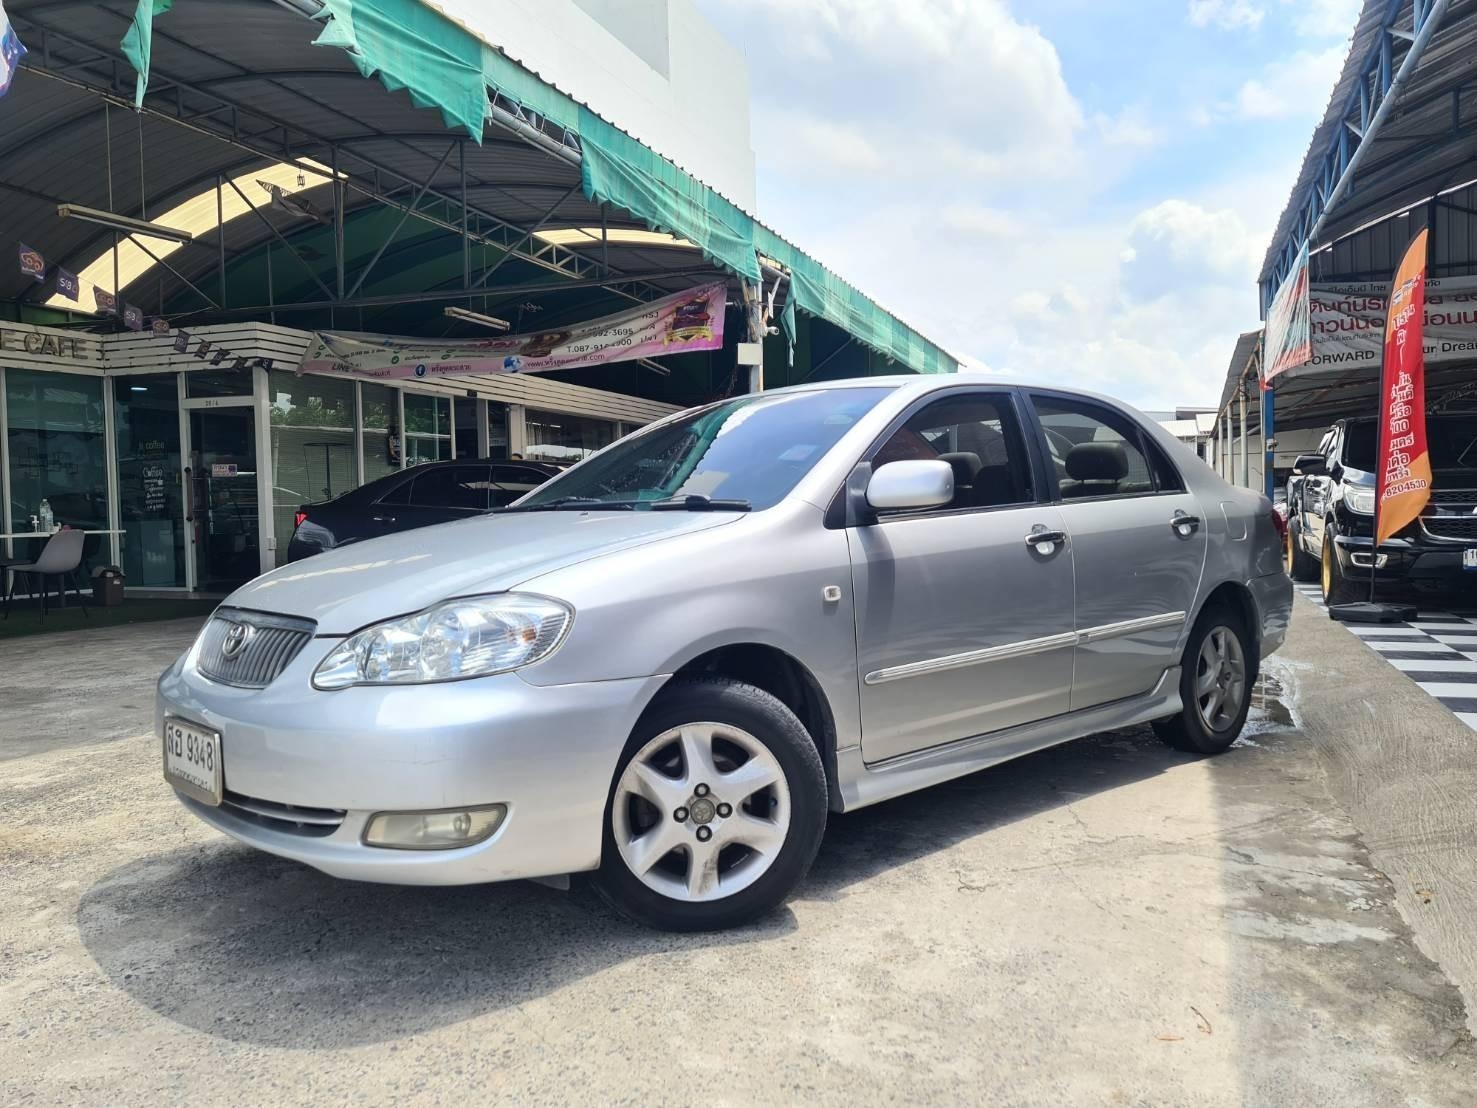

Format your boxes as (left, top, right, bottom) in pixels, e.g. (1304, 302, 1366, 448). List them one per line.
(2, 609, 1476, 1105)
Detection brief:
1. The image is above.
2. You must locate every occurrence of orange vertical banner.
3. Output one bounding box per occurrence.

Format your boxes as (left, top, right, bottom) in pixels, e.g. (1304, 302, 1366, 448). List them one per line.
(1376, 228, 1431, 545)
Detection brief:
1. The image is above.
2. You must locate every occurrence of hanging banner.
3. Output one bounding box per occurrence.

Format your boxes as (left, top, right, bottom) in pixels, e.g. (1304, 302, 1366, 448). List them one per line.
(92, 285, 117, 314)
(1263, 246, 1310, 382)
(300, 282, 728, 382)
(123, 304, 144, 331)
(18, 243, 44, 283)
(0, 2, 27, 99)
(1376, 229, 1432, 546)
(56, 267, 78, 301)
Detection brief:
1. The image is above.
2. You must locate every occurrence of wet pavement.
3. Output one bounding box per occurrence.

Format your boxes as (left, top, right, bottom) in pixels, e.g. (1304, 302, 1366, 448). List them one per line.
(2, 609, 1476, 1105)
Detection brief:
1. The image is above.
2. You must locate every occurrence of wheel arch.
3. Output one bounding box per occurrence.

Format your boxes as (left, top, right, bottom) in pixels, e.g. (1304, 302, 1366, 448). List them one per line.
(652, 643, 843, 812)
(1194, 580, 1261, 683)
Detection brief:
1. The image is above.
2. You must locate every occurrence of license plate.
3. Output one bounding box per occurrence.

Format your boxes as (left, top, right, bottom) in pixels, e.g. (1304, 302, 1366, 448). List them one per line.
(1465, 549, 1477, 571)
(162, 717, 223, 806)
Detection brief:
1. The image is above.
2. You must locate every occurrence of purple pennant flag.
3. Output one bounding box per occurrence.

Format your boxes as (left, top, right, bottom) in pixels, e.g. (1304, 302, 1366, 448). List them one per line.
(211, 348, 227, 366)
(56, 268, 79, 301)
(123, 304, 144, 331)
(151, 317, 170, 335)
(92, 285, 117, 315)
(173, 329, 191, 353)
(18, 243, 44, 283)
(194, 339, 213, 359)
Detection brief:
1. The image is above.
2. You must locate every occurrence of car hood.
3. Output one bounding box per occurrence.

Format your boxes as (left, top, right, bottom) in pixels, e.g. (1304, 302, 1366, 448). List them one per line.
(226, 511, 741, 634)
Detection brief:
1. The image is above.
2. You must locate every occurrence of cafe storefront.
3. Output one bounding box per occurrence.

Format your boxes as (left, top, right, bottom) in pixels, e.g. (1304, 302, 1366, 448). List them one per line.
(1, 321, 675, 596)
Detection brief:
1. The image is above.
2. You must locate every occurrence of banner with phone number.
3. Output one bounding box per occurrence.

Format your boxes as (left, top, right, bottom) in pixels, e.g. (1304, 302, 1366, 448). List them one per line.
(299, 282, 727, 382)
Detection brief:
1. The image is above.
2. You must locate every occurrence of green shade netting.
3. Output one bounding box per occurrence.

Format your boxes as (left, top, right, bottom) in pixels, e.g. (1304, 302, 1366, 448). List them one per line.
(755, 226, 955, 375)
(312, 0, 488, 141)
(577, 107, 760, 283)
(120, 0, 173, 108)
(481, 47, 580, 133)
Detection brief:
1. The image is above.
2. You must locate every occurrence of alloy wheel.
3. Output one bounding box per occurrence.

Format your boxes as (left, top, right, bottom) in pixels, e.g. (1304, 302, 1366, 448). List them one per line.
(1194, 625, 1247, 733)
(612, 722, 791, 903)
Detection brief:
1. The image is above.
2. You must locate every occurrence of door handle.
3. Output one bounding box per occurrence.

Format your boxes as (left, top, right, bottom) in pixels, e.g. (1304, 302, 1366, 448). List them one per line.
(1025, 526, 1067, 554)
(372, 514, 396, 524)
(1171, 511, 1201, 536)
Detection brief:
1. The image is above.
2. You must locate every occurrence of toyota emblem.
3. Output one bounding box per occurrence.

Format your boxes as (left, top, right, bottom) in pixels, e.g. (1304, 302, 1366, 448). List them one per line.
(220, 621, 254, 659)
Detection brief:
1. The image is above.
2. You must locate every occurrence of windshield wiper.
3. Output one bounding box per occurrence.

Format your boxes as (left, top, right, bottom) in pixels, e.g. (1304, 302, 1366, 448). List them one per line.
(649, 495, 752, 512)
(496, 496, 638, 513)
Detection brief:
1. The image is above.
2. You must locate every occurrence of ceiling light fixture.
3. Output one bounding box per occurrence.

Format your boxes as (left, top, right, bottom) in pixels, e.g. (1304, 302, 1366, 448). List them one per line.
(57, 203, 194, 244)
(443, 306, 511, 332)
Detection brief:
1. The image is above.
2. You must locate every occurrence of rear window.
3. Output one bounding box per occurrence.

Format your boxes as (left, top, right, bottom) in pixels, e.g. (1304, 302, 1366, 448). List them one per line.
(1344, 418, 1477, 471)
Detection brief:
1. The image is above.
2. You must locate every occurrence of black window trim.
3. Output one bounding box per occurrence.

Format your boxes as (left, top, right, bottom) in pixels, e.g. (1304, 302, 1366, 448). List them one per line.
(1024, 387, 1185, 505)
(825, 385, 1047, 528)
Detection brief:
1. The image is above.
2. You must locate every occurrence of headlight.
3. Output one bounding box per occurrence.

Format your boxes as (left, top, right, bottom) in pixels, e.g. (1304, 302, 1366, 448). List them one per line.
(313, 594, 572, 689)
(1343, 486, 1376, 515)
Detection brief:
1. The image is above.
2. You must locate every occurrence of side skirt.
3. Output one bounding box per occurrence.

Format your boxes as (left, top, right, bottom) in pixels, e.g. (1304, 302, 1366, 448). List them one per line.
(834, 667, 1182, 813)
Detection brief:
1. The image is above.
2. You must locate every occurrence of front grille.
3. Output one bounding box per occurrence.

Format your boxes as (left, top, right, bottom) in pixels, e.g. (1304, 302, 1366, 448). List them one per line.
(1421, 515, 1477, 541)
(1429, 488, 1477, 505)
(196, 608, 316, 688)
(221, 790, 346, 838)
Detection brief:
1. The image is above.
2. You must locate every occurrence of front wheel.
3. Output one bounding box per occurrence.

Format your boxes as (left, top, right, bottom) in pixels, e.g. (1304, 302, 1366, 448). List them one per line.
(1321, 529, 1362, 604)
(593, 677, 827, 931)
(1153, 608, 1253, 755)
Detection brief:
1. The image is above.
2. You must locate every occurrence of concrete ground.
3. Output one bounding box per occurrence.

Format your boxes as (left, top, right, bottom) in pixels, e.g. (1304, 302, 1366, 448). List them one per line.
(2, 603, 1476, 1105)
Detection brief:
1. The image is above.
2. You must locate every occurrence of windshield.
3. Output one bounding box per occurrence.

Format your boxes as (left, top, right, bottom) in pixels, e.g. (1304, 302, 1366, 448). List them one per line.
(513, 387, 888, 511)
(1344, 418, 1477, 472)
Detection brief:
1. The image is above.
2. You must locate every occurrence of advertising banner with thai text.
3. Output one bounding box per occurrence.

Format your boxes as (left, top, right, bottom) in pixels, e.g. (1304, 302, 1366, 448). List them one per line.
(300, 282, 727, 381)
(1286, 274, 1477, 378)
(1263, 247, 1310, 382)
(1376, 230, 1432, 546)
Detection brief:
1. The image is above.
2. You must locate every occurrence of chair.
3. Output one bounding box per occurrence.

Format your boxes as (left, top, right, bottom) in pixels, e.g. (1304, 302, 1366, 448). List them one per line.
(3, 529, 89, 620)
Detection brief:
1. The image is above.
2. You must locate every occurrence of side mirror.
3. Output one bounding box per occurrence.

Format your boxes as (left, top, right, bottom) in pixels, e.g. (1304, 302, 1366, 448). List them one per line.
(866, 459, 954, 512)
(1292, 453, 1327, 476)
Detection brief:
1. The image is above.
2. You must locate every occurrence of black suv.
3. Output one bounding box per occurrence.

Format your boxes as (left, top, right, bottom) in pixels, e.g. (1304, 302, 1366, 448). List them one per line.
(1284, 415, 1477, 603)
(287, 459, 560, 562)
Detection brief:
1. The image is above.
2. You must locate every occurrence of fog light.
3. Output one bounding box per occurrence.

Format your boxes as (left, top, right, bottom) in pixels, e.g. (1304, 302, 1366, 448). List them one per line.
(363, 805, 507, 850)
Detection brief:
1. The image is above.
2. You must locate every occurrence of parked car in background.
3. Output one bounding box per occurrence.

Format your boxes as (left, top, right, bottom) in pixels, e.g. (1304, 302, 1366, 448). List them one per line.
(287, 459, 560, 561)
(160, 377, 1290, 931)
(1285, 414, 1477, 603)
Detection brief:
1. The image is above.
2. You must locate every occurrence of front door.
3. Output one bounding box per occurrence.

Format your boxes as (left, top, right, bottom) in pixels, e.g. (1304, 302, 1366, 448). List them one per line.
(1027, 391, 1208, 711)
(850, 389, 1077, 764)
(185, 406, 261, 592)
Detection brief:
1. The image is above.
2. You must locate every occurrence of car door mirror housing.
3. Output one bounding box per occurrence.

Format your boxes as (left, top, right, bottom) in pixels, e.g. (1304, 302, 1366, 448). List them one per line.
(1292, 453, 1327, 476)
(866, 460, 955, 512)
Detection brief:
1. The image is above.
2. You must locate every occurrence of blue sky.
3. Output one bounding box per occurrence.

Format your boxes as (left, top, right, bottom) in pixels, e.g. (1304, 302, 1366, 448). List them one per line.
(694, 0, 1361, 408)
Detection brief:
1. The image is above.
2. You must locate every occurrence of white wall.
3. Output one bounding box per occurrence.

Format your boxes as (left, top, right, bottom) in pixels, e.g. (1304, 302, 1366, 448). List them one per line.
(432, 0, 758, 212)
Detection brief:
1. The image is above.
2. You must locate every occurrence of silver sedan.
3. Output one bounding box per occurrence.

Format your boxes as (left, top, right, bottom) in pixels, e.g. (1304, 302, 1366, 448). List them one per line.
(158, 376, 1292, 931)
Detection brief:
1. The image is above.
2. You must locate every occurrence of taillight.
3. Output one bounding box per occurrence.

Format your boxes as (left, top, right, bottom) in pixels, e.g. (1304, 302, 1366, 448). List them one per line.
(294, 510, 308, 529)
(1269, 505, 1287, 541)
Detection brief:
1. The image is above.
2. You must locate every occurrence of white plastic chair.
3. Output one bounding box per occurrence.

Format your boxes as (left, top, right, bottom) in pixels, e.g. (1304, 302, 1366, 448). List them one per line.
(3, 529, 89, 620)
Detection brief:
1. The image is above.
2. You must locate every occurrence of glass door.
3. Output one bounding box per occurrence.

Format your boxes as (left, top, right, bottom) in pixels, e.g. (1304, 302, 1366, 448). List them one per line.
(185, 405, 260, 593)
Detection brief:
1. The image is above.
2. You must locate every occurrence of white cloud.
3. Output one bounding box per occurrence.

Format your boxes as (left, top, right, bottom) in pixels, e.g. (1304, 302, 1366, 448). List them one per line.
(1188, 0, 1265, 31)
(1286, 0, 1361, 39)
(1234, 45, 1346, 120)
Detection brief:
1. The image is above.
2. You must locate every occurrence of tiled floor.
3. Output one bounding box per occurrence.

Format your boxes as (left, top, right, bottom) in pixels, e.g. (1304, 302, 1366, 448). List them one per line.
(1294, 582, 1477, 731)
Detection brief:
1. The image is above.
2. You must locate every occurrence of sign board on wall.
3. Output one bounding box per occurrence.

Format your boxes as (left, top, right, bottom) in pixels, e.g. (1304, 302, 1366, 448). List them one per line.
(0, 326, 92, 362)
(1291, 276, 1477, 376)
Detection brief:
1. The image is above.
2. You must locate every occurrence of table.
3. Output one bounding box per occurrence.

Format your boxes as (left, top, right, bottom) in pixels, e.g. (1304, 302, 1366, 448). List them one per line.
(0, 530, 124, 540)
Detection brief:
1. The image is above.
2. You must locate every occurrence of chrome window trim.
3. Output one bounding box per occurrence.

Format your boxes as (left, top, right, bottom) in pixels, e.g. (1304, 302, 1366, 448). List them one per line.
(864, 611, 1186, 686)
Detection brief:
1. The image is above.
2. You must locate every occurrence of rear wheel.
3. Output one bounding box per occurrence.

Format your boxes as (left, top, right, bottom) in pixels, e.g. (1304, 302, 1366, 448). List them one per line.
(1321, 528, 1361, 604)
(1153, 607, 1253, 755)
(593, 677, 827, 932)
(1285, 519, 1317, 582)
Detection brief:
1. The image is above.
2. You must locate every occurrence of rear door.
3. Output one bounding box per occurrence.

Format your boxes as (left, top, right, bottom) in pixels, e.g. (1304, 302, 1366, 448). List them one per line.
(382, 464, 492, 534)
(1026, 391, 1208, 712)
(849, 388, 1077, 763)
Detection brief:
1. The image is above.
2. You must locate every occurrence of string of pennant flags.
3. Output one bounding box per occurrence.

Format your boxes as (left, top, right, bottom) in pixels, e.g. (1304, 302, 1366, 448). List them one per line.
(16, 242, 273, 371)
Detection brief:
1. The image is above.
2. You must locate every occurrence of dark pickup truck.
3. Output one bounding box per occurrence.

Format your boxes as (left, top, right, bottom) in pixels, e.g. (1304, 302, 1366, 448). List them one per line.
(1285, 414, 1477, 603)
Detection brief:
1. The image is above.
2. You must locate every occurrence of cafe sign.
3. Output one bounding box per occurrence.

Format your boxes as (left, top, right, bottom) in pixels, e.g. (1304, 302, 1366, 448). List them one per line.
(0, 326, 92, 362)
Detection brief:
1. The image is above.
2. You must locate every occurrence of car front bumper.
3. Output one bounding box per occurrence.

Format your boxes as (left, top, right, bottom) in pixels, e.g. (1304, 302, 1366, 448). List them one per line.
(156, 642, 666, 886)
(1331, 534, 1477, 595)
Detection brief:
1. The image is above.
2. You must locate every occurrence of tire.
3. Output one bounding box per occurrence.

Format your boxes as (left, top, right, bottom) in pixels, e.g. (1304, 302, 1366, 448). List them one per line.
(1153, 607, 1254, 756)
(1321, 527, 1362, 605)
(1286, 519, 1317, 582)
(593, 676, 827, 932)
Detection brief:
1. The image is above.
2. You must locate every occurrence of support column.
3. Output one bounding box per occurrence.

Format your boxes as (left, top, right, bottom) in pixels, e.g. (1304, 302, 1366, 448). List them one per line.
(1239, 384, 1249, 488)
(1263, 383, 1277, 499)
(508, 403, 528, 459)
(742, 279, 765, 393)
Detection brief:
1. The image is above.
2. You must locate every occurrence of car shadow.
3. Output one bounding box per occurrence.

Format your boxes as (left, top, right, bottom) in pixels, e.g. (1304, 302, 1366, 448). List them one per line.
(76, 725, 1205, 1049)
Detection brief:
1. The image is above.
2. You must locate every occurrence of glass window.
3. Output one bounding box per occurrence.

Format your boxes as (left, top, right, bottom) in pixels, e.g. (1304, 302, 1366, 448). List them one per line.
(1031, 394, 1158, 500)
(5, 369, 111, 575)
(525, 409, 615, 464)
(113, 374, 185, 587)
(361, 382, 401, 483)
(488, 401, 510, 461)
(872, 392, 1034, 511)
(515, 387, 888, 512)
(407, 465, 491, 510)
(269, 371, 355, 566)
(489, 464, 551, 507)
(185, 365, 255, 398)
(404, 393, 452, 465)
(454, 397, 480, 460)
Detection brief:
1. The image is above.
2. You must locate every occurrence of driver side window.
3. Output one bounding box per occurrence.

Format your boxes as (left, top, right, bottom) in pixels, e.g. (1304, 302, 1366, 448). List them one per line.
(871, 393, 1035, 513)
